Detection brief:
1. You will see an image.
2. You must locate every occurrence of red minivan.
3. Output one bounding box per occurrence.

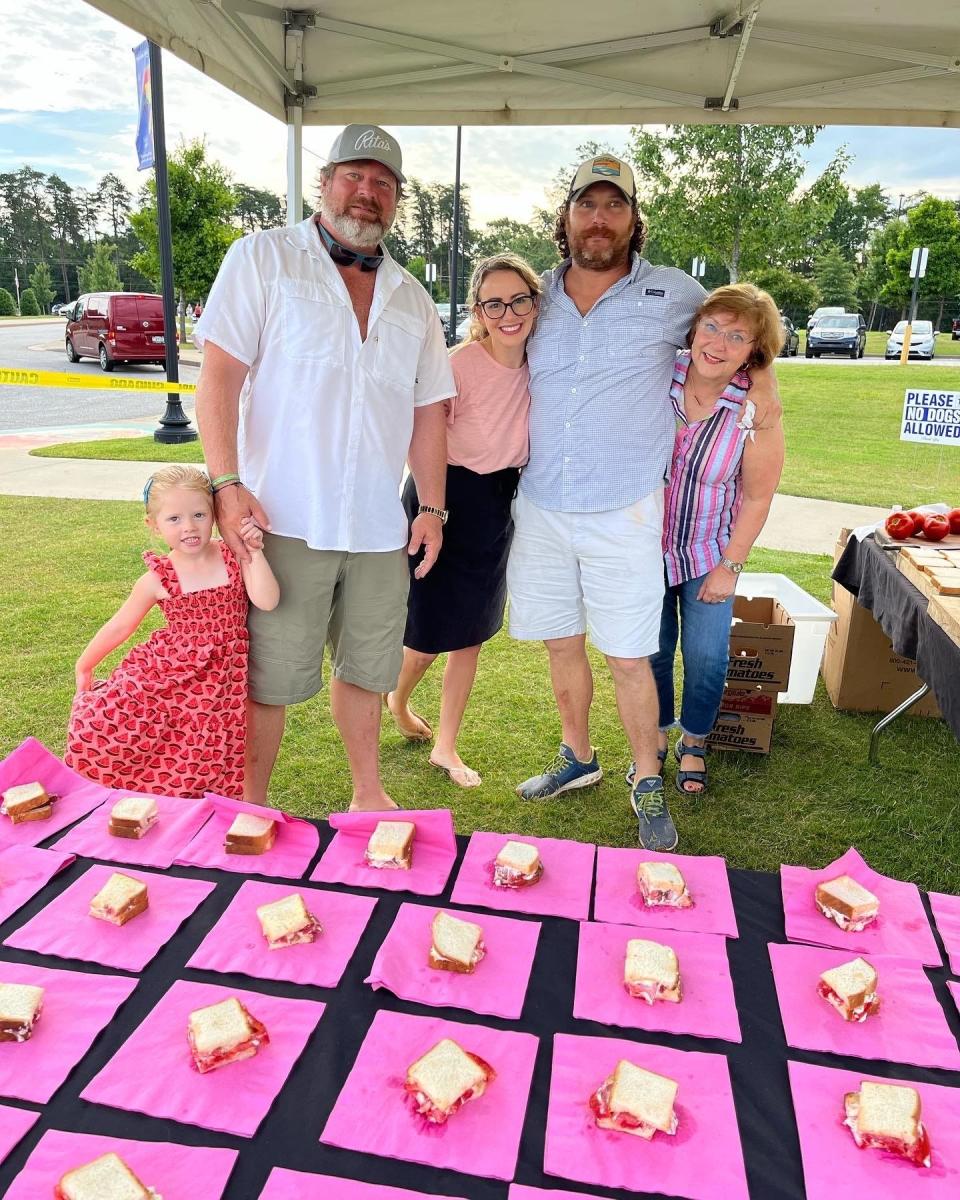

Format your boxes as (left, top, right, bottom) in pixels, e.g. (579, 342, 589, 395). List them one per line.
(65, 292, 175, 371)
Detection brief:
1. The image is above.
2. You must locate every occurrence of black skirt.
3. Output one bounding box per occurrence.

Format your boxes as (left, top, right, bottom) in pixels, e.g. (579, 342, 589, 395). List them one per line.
(403, 464, 520, 654)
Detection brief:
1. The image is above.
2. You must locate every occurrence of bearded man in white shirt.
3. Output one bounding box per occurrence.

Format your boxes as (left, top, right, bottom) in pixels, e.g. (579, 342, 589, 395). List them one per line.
(194, 125, 453, 813)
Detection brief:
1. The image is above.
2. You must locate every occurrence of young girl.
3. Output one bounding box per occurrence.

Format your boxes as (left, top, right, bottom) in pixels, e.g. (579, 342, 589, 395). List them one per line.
(385, 253, 541, 787)
(66, 465, 279, 800)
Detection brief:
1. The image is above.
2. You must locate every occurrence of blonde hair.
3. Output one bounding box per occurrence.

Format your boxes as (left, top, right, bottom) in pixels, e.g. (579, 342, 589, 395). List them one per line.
(689, 283, 784, 370)
(143, 465, 213, 517)
(456, 253, 543, 349)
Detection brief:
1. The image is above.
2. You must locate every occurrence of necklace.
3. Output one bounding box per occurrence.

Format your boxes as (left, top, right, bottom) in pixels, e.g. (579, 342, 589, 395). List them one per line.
(684, 376, 722, 411)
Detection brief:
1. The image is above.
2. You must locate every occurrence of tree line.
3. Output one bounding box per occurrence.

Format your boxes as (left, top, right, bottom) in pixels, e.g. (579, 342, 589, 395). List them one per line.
(2, 128, 958, 331)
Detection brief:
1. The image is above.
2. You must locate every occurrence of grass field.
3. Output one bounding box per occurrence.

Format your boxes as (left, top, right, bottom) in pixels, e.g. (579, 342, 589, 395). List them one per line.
(32, 362, 960, 508)
(2, 493, 957, 891)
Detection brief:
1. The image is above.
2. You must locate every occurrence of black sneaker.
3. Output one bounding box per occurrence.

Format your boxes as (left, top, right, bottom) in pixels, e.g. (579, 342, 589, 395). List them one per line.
(630, 776, 678, 851)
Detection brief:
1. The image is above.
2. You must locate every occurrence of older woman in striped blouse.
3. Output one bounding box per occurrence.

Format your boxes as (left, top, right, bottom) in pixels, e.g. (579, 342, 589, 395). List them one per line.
(648, 284, 785, 797)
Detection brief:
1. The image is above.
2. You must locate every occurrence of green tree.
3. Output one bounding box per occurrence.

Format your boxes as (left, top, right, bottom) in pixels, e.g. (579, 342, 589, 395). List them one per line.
(18, 287, 40, 315)
(858, 219, 902, 327)
(29, 261, 55, 312)
(745, 266, 820, 326)
(885, 197, 960, 329)
(0, 288, 15, 316)
(78, 242, 122, 293)
(475, 213, 558, 274)
(628, 124, 846, 282)
(97, 173, 132, 243)
(813, 243, 859, 309)
(45, 174, 82, 299)
(825, 184, 893, 262)
(233, 184, 283, 233)
(130, 140, 241, 340)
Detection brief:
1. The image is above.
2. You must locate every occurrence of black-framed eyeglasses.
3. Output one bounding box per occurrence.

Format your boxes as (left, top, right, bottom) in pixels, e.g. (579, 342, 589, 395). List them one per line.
(316, 221, 383, 272)
(476, 294, 537, 318)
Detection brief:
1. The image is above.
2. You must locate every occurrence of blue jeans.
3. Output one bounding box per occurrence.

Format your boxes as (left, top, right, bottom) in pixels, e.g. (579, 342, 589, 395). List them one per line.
(649, 574, 734, 739)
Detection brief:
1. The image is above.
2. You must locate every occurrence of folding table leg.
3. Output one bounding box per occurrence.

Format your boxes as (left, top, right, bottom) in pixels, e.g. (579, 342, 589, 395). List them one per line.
(868, 683, 931, 765)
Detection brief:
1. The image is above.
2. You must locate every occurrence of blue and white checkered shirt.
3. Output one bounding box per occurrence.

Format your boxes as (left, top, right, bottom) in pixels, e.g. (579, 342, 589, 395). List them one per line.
(521, 254, 707, 513)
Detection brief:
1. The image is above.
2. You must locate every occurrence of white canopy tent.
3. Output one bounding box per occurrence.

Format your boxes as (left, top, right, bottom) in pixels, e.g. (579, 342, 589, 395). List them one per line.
(84, 0, 960, 220)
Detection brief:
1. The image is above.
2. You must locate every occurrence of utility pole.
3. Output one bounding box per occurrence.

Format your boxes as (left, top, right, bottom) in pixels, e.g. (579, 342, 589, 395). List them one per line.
(899, 246, 928, 366)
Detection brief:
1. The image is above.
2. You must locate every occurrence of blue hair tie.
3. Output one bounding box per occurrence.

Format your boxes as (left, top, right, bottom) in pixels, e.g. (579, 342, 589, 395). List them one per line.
(142, 477, 154, 506)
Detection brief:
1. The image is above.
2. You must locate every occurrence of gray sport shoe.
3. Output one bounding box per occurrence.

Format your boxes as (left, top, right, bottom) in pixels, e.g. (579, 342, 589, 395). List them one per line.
(630, 776, 678, 851)
(516, 742, 603, 800)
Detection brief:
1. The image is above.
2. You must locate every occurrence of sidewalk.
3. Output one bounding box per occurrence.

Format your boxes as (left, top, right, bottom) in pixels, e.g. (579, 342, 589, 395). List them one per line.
(0, 422, 890, 554)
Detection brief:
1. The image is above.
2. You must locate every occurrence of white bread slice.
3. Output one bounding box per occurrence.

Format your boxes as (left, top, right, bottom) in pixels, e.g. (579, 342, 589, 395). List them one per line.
(256, 892, 322, 949)
(815, 875, 879, 931)
(818, 957, 880, 1021)
(187, 996, 269, 1073)
(843, 1080, 931, 1167)
(1, 781, 49, 816)
(89, 873, 149, 926)
(405, 1037, 494, 1123)
(624, 939, 681, 1004)
(636, 861, 693, 908)
(109, 796, 159, 839)
(429, 911, 485, 973)
(493, 840, 543, 887)
(592, 1059, 679, 1139)
(55, 1151, 156, 1200)
(224, 813, 277, 855)
(364, 820, 415, 868)
(0, 982, 44, 1042)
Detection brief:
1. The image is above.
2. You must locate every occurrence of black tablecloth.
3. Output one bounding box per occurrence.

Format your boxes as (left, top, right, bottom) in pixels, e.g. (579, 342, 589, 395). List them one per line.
(1, 826, 958, 1200)
(833, 534, 960, 739)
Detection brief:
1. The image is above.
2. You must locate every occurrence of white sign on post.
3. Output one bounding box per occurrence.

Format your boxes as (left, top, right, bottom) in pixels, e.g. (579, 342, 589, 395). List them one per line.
(900, 388, 960, 445)
(425, 263, 437, 282)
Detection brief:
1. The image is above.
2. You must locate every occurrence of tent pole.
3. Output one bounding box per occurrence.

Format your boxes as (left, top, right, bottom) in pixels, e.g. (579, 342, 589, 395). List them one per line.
(447, 126, 462, 347)
(285, 24, 305, 225)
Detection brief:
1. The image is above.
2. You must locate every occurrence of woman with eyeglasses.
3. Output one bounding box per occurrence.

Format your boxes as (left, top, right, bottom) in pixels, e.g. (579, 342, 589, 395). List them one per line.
(646, 284, 785, 797)
(385, 253, 542, 787)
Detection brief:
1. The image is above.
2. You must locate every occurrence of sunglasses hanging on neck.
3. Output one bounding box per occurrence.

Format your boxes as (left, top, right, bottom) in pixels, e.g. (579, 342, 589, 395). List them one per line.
(316, 221, 384, 272)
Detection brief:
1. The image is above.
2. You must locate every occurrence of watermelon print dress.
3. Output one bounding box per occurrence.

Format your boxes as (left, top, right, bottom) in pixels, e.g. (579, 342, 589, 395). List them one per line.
(66, 542, 248, 800)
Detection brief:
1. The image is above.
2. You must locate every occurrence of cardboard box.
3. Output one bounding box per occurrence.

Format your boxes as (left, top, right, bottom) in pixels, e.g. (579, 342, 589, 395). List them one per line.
(708, 686, 778, 754)
(726, 596, 796, 691)
(821, 534, 941, 718)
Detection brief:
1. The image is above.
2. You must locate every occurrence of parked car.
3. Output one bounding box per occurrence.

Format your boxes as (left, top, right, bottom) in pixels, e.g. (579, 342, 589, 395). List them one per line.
(779, 315, 799, 357)
(806, 305, 845, 333)
(951, 316, 959, 341)
(65, 292, 173, 371)
(805, 313, 867, 359)
(885, 319, 936, 360)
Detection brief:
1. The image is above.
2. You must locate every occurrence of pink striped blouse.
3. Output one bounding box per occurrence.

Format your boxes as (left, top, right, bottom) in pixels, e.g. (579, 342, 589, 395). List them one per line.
(663, 351, 755, 587)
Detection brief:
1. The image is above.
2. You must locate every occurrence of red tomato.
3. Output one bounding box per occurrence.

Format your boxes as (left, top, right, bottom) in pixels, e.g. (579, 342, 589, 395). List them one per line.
(885, 513, 916, 540)
(923, 514, 950, 542)
(906, 510, 926, 533)
(949, 508, 960, 535)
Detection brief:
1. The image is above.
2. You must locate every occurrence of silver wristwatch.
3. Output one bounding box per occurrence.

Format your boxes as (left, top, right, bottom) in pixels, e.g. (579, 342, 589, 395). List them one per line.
(418, 504, 449, 525)
(719, 555, 744, 574)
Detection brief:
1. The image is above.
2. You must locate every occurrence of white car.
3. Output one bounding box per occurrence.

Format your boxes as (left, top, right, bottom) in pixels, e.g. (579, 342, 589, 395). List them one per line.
(885, 320, 936, 360)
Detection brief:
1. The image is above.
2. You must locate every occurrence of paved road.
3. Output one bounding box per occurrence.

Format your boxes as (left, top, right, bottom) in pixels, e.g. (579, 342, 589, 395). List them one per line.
(776, 353, 960, 368)
(0, 321, 198, 432)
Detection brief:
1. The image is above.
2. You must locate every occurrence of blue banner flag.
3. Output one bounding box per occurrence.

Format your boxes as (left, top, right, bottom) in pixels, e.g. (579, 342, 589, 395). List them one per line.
(133, 41, 154, 171)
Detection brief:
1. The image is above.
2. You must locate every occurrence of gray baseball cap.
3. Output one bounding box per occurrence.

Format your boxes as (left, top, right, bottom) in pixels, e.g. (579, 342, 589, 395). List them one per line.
(326, 124, 406, 184)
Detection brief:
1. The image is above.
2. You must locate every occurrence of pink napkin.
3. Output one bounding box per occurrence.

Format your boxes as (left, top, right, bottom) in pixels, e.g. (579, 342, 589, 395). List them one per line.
(81, 979, 325, 1137)
(770, 943, 960, 1070)
(0, 738, 110, 846)
(788, 1059, 960, 1196)
(53, 790, 214, 868)
(574, 921, 741, 1043)
(0, 843, 74, 925)
(175, 792, 319, 879)
(781, 846, 941, 966)
(259, 1169, 471, 1200)
(0, 961, 137, 1103)
(928, 892, 960, 975)
(365, 902, 541, 1019)
(0, 1104, 39, 1167)
(593, 847, 738, 937)
(321, 1009, 538, 1181)
(544, 1033, 749, 1199)
(510, 1188, 607, 1200)
(4, 863, 215, 972)
(310, 809, 456, 895)
(4, 1129, 237, 1200)
(450, 832, 595, 920)
(186, 879, 377, 988)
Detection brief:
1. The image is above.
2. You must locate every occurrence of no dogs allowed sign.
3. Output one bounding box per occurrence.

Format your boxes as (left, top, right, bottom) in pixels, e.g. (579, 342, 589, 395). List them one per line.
(900, 389, 960, 445)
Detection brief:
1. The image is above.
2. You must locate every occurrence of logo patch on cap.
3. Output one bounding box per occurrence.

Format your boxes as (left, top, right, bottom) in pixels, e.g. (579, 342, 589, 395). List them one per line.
(355, 128, 392, 153)
(591, 156, 622, 178)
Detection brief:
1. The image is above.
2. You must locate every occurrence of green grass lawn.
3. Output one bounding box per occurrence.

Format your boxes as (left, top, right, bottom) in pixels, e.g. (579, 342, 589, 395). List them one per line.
(32, 363, 960, 508)
(2, 493, 957, 891)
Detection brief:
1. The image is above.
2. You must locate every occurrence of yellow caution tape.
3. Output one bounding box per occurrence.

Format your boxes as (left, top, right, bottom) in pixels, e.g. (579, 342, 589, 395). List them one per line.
(0, 366, 196, 394)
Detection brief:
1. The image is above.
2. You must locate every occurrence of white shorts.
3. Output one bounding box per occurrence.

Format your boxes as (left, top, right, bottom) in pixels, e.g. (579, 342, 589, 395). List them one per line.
(507, 488, 665, 658)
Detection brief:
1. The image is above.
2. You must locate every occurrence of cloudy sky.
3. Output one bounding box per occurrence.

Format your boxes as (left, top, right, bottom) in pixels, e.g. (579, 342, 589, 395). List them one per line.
(2, 0, 958, 228)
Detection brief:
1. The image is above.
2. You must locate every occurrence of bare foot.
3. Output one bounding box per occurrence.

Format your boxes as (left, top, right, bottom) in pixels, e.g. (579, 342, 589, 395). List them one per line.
(348, 790, 400, 812)
(383, 692, 433, 742)
(429, 752, 481, 788)
(678, 742, 707, 793)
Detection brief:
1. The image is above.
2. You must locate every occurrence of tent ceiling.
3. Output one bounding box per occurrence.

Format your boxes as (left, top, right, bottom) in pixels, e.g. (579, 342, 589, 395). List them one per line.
(84, 1, 960, 128)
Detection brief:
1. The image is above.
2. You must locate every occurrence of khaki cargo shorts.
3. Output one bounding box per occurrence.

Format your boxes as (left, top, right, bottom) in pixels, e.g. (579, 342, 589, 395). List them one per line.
(248, 533, 410, 705)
